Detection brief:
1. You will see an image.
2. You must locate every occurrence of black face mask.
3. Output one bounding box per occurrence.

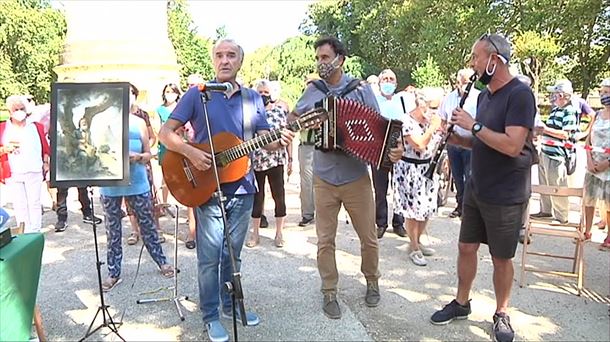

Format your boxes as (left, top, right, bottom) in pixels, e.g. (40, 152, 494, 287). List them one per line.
(261, 94, 271, 106)
(478, 56, 497, 85)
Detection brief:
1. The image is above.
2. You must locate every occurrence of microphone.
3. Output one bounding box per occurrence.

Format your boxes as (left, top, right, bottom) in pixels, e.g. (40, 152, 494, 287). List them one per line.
(198, 82, 233, 93)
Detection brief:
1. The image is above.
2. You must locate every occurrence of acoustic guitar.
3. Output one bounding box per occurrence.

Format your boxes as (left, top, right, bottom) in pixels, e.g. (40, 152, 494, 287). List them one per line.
(162, 108, 328, 207)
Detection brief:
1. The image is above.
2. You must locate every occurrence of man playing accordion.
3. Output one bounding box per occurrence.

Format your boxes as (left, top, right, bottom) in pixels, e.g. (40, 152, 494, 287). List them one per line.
(288, 36, 403, 320)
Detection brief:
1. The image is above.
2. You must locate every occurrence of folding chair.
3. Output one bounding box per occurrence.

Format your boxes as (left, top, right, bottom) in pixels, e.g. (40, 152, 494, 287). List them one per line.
(520, 185, 585, 295)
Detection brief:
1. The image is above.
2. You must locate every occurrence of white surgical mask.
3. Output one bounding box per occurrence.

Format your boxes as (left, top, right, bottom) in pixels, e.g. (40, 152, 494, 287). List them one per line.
(11, 110, 27, 122)
(165, 93, 178, 104)
(130, 94, 137, 105)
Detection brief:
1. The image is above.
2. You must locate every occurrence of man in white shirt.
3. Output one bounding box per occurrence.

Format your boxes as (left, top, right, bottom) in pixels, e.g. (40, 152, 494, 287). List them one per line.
(438, 68, 480, 218)
(373, 69, 412, 238)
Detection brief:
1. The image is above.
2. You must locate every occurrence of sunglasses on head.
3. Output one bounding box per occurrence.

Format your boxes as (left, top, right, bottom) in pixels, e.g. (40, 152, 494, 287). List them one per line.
(479, 34, 509, 63)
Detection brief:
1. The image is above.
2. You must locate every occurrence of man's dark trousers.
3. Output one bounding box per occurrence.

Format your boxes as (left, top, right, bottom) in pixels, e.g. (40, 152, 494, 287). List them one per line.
(56, 187, 92, 222)
(371, 168, 404, 229)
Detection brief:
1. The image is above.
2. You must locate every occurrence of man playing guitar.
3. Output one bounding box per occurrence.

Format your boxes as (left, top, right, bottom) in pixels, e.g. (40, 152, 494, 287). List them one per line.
(158, 39, 294, 342)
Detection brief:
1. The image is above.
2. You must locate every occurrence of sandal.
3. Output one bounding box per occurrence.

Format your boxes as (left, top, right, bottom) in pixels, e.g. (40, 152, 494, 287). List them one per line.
(185, 240, 196, 249)
(595, 220, 607, 230)
(584, 231, 592, 241)
(127, 233, 139, 245)
(246, 235, 259, 248)
(159, 264, 175, 278)
(274, 235, 284, 248)
(102, 277, 122, 292)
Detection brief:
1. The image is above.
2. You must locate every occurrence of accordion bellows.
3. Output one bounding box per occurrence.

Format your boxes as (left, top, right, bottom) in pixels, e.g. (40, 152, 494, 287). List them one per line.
(316, 96, 403, 171)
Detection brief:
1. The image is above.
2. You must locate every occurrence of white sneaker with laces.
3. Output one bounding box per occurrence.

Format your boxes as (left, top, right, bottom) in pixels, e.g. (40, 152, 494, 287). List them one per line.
(409, 250, 427, 266)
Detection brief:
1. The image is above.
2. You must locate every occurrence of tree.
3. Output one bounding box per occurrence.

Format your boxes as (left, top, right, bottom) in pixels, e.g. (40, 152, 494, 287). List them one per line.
(304, 0, 609, 96)
(0, 0, 66, 105)
(167, 0, 214, 88)
(411, 55, 445, 88)
(513, 31, 560, 96)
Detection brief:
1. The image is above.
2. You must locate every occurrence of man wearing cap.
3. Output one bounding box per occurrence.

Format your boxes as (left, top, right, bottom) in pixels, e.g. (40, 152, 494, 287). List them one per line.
(552, 79, 595, 140)
(530, 80, 579, 223)
(430, 34, 537, 342)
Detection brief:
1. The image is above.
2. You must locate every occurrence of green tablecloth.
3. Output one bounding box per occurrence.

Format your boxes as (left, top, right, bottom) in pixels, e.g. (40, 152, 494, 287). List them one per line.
(0, 233, 44, 341)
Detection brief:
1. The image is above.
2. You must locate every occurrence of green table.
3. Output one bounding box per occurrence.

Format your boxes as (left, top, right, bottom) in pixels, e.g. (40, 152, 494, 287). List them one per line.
(0, 233, 44, 341)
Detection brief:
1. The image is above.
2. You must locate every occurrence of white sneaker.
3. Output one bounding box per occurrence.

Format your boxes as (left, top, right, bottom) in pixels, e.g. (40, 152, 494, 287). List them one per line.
(409, 250, 427, 266)
(420, 245, 436, 256)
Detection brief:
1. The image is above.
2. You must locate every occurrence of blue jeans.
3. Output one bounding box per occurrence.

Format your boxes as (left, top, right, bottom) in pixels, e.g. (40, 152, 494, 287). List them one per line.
(195, 194, 254, 323)
(447, 145, 471, 209)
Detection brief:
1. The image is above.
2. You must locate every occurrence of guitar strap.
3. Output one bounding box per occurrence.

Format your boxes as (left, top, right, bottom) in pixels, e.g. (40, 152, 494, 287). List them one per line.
(242, 88, 255, 141)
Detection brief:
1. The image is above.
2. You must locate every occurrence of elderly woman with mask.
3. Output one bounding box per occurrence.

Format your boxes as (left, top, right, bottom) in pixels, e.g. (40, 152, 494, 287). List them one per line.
(392, 91, 443, 266)
(246, 79, 292, 248)
(0, 95, 50, 232)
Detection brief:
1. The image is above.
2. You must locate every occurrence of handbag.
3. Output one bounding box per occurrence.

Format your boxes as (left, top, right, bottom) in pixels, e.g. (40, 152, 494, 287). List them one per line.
(565, 145, 577, 175)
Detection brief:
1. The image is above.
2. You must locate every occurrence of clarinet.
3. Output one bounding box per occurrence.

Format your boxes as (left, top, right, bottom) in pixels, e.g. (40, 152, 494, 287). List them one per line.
(423, 73, 477, 180)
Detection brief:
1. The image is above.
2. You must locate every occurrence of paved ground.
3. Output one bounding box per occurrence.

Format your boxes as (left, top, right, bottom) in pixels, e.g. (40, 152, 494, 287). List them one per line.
(1, 155, 609, 341)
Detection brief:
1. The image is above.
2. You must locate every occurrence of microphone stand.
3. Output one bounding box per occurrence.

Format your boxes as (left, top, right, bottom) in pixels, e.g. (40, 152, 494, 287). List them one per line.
(136, 203, 188, 321)
(80, 187, 124, 342)
(200, 89, 248, 341)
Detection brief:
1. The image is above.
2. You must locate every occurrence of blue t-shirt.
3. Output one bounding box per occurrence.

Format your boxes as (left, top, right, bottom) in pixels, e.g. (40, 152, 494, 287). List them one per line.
(100, 117, 149, 197)
(169, 85, 270, 196)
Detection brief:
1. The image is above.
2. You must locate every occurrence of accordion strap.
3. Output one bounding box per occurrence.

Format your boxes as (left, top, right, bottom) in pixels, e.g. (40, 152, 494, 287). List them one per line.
(311, 79, 362, 97)
(401, 157, 431, 164)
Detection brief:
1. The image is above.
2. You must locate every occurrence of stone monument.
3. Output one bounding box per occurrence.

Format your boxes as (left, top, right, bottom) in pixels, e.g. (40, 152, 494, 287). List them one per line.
(54, 0, 180, 110)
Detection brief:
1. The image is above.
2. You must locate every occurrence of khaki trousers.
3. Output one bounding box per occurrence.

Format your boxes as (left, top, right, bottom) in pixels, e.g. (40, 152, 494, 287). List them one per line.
(314, 174, 380, 294)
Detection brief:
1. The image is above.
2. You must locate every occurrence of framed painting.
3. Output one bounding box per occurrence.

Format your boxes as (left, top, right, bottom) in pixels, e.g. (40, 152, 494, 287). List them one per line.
(50, 82, 130, 187)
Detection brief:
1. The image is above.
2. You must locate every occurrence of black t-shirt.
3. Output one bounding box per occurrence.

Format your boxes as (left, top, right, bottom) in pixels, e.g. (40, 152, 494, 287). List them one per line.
(470, 78, 536, 205)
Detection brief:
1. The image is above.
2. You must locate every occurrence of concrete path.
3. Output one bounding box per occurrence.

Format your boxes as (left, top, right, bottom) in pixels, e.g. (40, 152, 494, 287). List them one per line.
(1, 159, 608, 341)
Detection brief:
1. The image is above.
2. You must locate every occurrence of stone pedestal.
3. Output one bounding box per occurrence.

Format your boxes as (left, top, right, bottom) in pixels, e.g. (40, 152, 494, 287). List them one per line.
(54, 1, 180, 111)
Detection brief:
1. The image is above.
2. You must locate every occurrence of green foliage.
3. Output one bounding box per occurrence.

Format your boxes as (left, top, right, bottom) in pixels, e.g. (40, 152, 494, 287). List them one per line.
(240, 34, 370, 108)
(411, 55, 445, 88)
(167, 0, 214, 88)
(0, 0, 66, 105)
(513, 31, 560, 96)
(304, 0, 610, 96)
(215, 25, 228, 42)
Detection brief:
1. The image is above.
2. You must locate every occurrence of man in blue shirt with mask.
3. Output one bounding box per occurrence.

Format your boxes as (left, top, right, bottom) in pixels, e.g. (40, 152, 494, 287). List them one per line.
(373, 68, 410, 238)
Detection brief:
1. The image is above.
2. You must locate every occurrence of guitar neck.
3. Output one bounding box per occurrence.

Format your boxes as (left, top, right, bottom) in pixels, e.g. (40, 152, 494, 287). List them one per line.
(217, 129, 285, 165)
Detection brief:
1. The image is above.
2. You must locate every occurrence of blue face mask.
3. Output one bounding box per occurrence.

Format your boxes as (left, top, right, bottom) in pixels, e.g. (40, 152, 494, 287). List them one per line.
(601, 94, 610, 106)
(380, 82, 396, 95)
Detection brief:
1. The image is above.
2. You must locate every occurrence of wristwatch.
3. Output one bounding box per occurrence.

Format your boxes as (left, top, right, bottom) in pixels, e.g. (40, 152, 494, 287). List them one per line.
(471, 122, 483, 136)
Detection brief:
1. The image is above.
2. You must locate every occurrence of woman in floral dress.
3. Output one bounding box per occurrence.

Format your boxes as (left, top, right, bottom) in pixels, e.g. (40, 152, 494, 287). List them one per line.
(393, 91, 443, 266)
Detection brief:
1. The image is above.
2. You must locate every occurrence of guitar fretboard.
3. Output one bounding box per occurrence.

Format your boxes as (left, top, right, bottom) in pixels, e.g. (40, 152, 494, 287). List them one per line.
(216, 125, 296, 165)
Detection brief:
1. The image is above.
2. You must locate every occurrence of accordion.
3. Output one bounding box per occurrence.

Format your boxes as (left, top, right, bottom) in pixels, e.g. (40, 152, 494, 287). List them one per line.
(315, 96, 403, 171)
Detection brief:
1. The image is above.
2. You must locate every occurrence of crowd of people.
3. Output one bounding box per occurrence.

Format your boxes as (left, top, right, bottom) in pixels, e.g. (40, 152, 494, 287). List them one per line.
(1, 32, 608, 342)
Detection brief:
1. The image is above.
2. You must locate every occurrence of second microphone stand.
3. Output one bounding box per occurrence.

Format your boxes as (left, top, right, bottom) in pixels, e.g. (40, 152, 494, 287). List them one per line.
(200, 90, 248, 342)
